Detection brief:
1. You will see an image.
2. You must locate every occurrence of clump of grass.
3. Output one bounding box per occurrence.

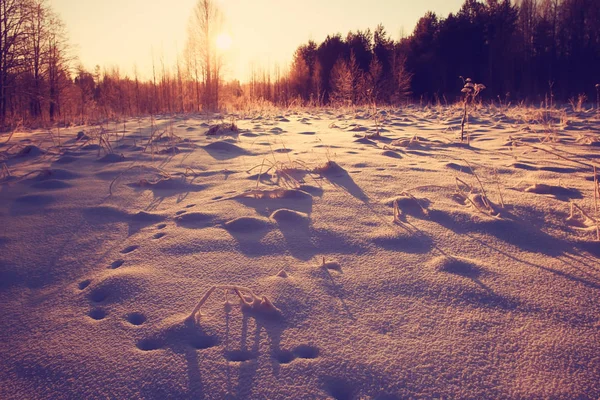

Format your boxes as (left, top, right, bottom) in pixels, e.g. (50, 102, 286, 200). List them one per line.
(364, 106, 384, 139)
(459, 77, 486, 143)
(454, 160, 503, 217)
(108, 165, 171, 195)
(247, 156, 311, 189)
(389, 134, 422, 149)
(246, 140, 332, 189)
(143, 116, 181, 158)
(569, 94, 587, 113)
(206, 118, 238, 136)
(222, 187, 310, 201)
(311, 160, 340, 174)
(79, 125, 114, 157)
(187, 285, 280, 324)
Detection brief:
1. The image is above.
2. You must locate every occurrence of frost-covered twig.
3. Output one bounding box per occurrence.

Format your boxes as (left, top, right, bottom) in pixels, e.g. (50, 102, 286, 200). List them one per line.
(187, 285, 280, 324)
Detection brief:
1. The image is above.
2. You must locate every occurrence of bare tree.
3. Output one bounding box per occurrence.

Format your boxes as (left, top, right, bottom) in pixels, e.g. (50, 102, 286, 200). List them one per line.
(26, 0, 47, 119)
(45, 9, 70, 121)
(74, 64, 94, 124)
(0, 0, 31, 126)
(186, 0, 223, 111)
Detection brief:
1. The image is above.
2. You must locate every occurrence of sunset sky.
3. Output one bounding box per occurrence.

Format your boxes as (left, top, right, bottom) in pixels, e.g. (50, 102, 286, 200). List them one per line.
(50, 0, 463, 81)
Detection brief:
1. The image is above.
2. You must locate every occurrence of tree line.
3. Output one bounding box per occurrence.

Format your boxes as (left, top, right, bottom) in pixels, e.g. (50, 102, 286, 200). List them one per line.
(0, 0, 231, 128)
(402, 0, 600, 104)
(1, 0, 599, 129)
(275, 0, 599, 107)
(1, 0, 70, 127)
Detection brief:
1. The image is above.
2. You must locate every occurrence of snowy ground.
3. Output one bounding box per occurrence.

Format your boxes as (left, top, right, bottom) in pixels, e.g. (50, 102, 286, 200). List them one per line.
(1, 105, 599, 399)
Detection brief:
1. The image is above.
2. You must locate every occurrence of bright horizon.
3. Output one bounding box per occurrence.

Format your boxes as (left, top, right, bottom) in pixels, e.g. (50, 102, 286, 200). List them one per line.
(50, 0, 463, 82)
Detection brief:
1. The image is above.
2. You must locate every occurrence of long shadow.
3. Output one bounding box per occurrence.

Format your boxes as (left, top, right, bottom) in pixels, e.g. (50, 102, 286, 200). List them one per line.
(318, 267, 355, 320)
(232, 316, 260, 399)
(321, 163, 368, 201)
(389, 273, 523, 312)
(224, 224, 279, 258)
(202, 141, 250, 160)
(371, 232, 433, 254)
(224, 310, 287, 399)
(126, 179, 208, 198)
(220, 191, 371, 259)
(279, 223, 371, 260)
(82, 205, 165, 236)
(461, 230, 600, 290)
(428, 209, 569, 257)
(1, 199, 135, 290)
(451, 268, 522, 310)
(233, 193, 314, 216)
(138, 319, 219, 399)
(575, 241, 600, 259)
(274, 216, 316, 261)
(9, 193, 56, 216)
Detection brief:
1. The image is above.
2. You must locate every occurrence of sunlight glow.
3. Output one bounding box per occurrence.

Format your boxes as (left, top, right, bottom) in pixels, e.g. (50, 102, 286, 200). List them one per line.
(51, 0, 464, 81)
(216, 33, 232, 51)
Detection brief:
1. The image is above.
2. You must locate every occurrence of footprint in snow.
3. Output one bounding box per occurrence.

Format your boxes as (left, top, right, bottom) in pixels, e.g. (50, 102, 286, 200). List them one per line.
(109, 259, 125, 269)
(121, 245, 139, 254)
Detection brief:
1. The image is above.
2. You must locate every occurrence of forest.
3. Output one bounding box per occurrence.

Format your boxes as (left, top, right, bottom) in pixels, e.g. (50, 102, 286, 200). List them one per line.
(0, 0, 599, 128)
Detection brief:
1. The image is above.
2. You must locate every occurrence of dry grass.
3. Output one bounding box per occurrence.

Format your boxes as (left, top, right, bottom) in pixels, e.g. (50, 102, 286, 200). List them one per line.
(569, 94, 587, 113)
(388, 134, 422, 149)
(109, 165, 171, 195)
(142, 116, 182, 159)
(246, 140, 333, 189)
(206, 119, 238, 136)
(0, 163, 10, 180)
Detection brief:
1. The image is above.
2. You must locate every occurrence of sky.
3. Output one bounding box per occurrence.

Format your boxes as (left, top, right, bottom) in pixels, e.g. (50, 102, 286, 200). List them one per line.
(50, 0, 464, 82)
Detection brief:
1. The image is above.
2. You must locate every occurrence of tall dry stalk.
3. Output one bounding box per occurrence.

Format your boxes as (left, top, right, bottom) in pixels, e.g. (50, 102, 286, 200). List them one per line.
(595, 84, 600, 116)
(459, 77, 485, 142)
(594, 166, 599, 216)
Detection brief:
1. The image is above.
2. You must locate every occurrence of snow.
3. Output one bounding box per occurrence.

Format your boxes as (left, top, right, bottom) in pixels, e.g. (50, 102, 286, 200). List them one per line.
(0, 105, 599, 399)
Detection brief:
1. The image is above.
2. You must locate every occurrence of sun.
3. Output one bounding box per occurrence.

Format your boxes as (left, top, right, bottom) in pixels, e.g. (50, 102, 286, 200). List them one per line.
(216, 33, 232, 51)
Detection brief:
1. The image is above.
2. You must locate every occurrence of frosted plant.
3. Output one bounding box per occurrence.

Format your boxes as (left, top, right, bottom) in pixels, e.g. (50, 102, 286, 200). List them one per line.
(459, 77, 486, 142)
(187, 285, 280, 324)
